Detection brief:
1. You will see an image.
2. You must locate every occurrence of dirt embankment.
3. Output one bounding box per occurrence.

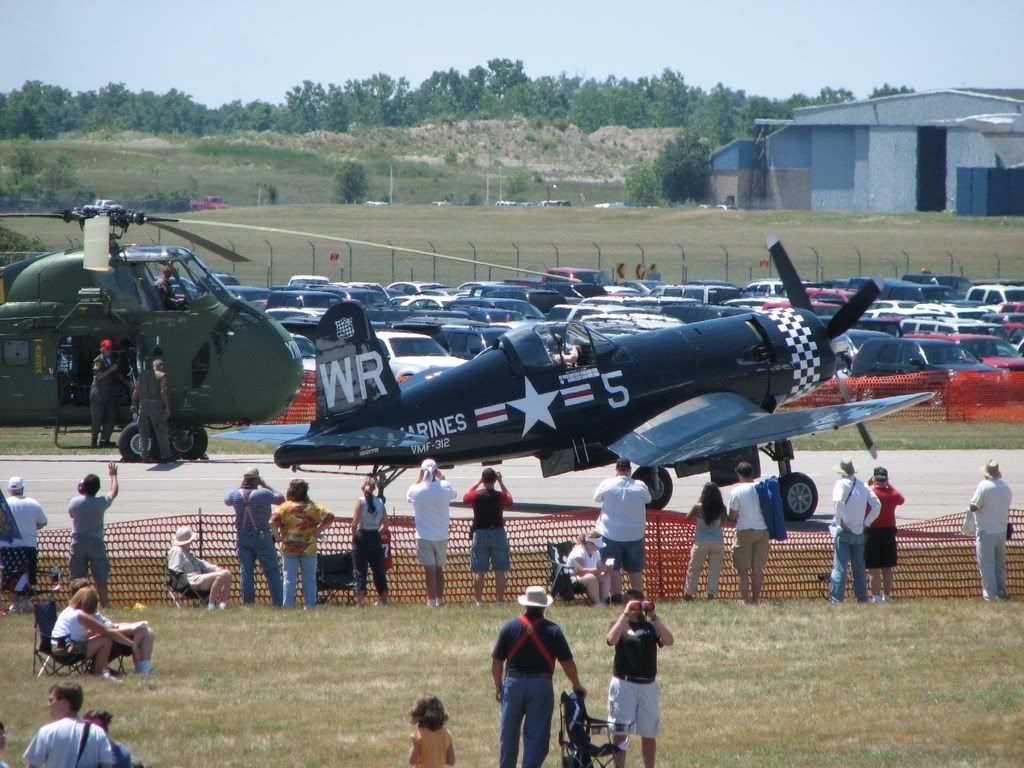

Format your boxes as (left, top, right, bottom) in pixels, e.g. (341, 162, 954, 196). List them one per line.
(301, 118, 680, 182)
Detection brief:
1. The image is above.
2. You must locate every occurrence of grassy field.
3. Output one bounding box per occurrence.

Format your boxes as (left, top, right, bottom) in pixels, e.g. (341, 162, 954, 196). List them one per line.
(2, 600, 1021, 767)
(2, 421, 1022, 456)
(4, 205, 1023, 290)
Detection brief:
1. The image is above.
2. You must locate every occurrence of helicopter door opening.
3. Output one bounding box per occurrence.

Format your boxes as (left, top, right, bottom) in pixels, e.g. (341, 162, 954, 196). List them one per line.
(56, 336, 137, 410)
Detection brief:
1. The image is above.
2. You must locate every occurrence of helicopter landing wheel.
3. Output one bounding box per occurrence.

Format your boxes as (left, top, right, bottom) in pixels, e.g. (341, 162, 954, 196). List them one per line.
(117, 423, 144, 463)
(632, 466, 674, 510)
(170, 427, 209, 461)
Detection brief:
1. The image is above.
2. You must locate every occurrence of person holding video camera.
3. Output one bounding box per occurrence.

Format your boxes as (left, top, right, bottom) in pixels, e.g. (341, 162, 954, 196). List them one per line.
(606, 588, 674, 768)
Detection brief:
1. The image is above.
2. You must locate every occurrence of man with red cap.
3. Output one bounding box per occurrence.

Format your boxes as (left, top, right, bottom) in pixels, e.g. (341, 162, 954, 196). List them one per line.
(89, 339, 119, 448)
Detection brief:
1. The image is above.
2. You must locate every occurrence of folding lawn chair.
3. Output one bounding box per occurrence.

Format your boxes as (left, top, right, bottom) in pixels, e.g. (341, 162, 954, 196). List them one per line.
(33, 600, 89, 677)
(166, 568, 211, 607)
(316, 551, 356, 604)
(558, 690, 626, 768)
(547, 541, 588, 603)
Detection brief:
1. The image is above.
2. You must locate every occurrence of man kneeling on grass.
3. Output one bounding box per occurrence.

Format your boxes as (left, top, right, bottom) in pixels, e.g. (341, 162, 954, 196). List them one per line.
(607, 589, 674, 768)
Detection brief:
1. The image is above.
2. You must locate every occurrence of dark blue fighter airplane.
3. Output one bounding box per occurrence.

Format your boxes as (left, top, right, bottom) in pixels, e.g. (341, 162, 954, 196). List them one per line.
(218, 239, 930, 519)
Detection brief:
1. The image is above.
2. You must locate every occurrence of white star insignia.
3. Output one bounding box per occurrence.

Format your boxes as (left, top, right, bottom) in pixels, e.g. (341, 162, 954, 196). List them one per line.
(506, 378, 558, 436)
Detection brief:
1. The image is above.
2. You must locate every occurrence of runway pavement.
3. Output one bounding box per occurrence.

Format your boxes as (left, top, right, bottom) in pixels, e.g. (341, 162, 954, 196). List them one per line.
(1, 449, 1013, 530)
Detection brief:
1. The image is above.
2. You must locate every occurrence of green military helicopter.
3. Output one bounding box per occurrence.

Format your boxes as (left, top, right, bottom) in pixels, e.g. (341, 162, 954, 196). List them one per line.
(0, 204, 304, 461)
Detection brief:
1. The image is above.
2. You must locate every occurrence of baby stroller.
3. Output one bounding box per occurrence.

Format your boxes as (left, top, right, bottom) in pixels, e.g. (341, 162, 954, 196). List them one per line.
(558, 690, 626, 768)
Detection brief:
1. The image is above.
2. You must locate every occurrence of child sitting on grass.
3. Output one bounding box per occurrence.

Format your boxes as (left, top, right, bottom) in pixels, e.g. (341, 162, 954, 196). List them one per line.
(409, 694, 455, 768)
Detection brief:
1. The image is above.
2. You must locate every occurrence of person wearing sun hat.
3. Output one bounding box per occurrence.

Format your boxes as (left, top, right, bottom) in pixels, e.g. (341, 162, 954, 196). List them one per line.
(968, 460, 1012, 600)
(829, 458, 880, 604)
(491, 585, 585, 768)
(166, 525, 233, 609)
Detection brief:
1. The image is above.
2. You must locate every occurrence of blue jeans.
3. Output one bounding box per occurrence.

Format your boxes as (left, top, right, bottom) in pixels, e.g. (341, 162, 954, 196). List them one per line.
(283, 552, 318, 609)
(831, 530, 867, 603)
(499, 676, 553, 768)
(237, 528, 283, 606)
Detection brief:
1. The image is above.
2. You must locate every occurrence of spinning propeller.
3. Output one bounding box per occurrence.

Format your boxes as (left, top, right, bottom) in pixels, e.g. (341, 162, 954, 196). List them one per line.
(767, 236, 881, 458)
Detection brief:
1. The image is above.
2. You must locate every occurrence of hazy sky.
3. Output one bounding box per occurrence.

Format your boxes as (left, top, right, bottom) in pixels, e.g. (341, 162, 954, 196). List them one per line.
(2, 1, 1021, 107)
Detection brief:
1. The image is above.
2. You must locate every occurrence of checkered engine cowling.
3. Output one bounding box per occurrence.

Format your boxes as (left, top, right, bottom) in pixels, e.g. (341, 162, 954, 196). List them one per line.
(765, 309, 822, 401)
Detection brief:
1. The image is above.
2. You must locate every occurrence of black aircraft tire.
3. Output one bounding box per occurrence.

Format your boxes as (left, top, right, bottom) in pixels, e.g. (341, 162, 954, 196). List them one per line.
(171, 427, 209, 461)
(780, 472, 818, 521)
(633, 466, 674, 510)
(117, 423, 143, 463)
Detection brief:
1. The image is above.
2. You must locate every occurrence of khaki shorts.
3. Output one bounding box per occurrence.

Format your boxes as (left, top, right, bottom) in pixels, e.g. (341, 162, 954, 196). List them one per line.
(608, 676, 661, 738)
(732, 529, 770, 571)
(416, 539, 448, 567)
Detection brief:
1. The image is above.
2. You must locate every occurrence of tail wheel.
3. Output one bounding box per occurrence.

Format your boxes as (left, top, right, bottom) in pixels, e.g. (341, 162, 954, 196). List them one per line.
(170, 427, 209, 460)
(780, 472, 818, 521)
(117, 423, 143, 463)
(633, 466, 674, 510)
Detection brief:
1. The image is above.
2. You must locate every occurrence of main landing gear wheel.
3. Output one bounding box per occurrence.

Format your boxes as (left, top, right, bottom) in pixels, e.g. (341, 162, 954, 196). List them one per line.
(170, 427, 209, 460)
(780, 472, 818, 521)
(633, 466, 673, 510)
(117, 423, 143, 463)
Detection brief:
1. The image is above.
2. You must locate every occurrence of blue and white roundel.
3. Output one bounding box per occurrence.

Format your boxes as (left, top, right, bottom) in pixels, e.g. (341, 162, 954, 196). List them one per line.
(765, 309, 822, 401)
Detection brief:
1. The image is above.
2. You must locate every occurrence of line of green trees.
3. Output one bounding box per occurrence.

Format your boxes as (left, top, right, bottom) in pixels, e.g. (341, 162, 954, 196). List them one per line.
(0, 60, 912, 147)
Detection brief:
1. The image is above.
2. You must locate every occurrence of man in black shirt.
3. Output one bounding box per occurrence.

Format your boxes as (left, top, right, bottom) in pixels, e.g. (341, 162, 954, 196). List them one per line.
(606, 589, 674, 768)
(492, 585, 586, 768)
(464, 468, 513, 607)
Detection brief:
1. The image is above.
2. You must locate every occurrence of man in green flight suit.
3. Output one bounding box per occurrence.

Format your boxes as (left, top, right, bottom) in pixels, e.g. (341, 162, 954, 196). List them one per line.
(131, 348, 173, 463)
(89, 339, 119, 448)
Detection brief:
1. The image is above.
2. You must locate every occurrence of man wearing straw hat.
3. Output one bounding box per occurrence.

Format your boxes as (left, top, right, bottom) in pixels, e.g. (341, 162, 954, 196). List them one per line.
(830, 458, 880, 604)
(492, 585, 586, 768)
(968, 460, 1012, 601)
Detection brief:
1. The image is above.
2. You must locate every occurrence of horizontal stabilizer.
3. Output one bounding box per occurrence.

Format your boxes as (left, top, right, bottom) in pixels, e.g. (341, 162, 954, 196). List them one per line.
(610, 391, 933, 467)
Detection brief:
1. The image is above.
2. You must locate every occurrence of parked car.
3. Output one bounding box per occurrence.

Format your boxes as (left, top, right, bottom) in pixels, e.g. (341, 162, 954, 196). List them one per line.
(289, 334, 317, 372)
(966, 284, 1024, 306)
(898, 317, 1008, 339)
(288, 274, 330, 288)
(542, 267, 611, 286)
(650, 283, 741, 304)
(376, 331, 466, 382)
(439, 325, 510, 359)
(850, 337, 1000, 376)
(265, 290, 345, 311)
(228, 285, 272, 307)
(190, 195, 230, 211)
(904, 333, 1024, 371)
(386, 281, 447, 297)
(741, 279, 785, 298)
(901, 272, 973, 297)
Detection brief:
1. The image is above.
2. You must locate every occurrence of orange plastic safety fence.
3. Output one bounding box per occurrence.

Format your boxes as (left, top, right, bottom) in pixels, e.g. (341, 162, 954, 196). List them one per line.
(785, 370, 1024, 423)
(35, 510, 1022, 606)
(271, 370, 317, 424)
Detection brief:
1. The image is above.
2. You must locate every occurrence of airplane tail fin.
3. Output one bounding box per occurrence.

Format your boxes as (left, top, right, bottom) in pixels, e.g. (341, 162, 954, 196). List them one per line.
(314, 302, 399, 421)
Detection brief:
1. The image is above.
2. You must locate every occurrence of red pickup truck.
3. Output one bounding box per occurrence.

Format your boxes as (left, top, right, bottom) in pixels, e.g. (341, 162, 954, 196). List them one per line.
(190, 195, 231, 211)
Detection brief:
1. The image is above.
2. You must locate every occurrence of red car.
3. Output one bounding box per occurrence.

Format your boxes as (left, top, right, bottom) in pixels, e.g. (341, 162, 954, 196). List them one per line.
(190, 195, 231, 211)
(904, 333, 1024, 371)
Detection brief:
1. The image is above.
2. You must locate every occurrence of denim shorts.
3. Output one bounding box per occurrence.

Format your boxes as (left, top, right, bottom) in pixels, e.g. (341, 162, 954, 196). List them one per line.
(600, 537, 645, 573)
(470, 528, 511, 572)
(69, 538, 110, 581)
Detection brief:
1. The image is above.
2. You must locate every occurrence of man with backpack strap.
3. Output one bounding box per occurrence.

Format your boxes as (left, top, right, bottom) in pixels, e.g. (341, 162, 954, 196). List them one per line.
(24, 683, 112, 768)
(224, 467, 284, 606)
(492, 586, 586, 768)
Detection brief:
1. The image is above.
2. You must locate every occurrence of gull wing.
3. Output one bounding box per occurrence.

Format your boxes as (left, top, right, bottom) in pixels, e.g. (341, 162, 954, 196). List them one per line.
(609, 391, 933, 467)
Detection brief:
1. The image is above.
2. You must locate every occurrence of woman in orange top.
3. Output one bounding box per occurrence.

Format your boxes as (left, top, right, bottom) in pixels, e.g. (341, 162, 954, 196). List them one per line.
(409, 694, 455, 768)
(270, 479, 335, 609)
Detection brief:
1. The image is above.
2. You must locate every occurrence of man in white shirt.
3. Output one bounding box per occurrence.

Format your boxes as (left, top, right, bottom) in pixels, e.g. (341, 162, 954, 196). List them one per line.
(593, 458, 652, 602)
(0, 476, 48, 612)
(406, 458, 457, 607)
(830, 458, 880, 603)
(24, 683, 113, 768)
(968, 460, 1012, 601)
(726, 462, 769, 604)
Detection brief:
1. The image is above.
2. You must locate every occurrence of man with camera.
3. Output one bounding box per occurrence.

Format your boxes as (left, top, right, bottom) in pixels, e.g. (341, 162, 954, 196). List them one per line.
(606, 588, 674, 768)
(464, 467, 513, 607)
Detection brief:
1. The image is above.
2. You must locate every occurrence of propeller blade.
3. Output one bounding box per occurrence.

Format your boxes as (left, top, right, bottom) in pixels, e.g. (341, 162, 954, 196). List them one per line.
(148, 222, 249, 263)
(766, 237, 811, 311)
(826, 279, 881, 339)
(835, 373, 879, 459)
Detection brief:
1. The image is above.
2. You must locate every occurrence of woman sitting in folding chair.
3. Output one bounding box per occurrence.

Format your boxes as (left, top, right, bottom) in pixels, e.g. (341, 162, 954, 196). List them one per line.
(167, 526, 233, 609)
(568, 531, 612, 606)
(51, 586, 136, 680)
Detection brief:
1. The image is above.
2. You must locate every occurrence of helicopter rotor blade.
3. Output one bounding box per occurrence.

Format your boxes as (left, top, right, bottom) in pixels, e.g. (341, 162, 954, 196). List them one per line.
(147, 222, 249, 263)
(826, 279, 881, 339)
(170, 219, 572, 281)
(766, 236, 812, 311)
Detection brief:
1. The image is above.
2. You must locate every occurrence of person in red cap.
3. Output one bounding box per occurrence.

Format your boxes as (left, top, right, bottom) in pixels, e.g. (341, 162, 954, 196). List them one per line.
(89, 339, 119, 448)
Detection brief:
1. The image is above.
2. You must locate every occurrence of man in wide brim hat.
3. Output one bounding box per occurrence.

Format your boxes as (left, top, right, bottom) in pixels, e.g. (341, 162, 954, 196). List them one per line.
(492, 586, 585, 768)
(833, 457, 856, 478)
(968, 459, 1012, 600)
